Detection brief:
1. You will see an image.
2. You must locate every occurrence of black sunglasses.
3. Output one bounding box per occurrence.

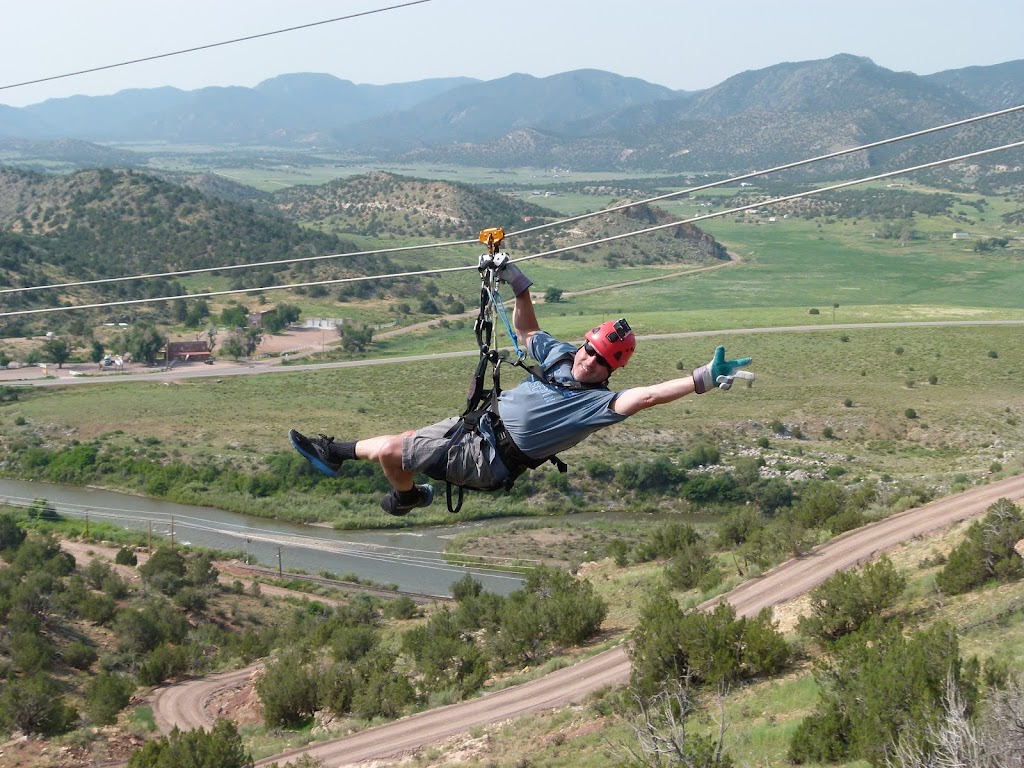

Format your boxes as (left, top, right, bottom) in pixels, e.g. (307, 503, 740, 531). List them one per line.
(583, 341, 612, 371)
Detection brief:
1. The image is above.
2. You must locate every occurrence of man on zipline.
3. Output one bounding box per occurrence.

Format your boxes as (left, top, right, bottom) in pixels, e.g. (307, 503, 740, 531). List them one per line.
(290, 260, 754, 515)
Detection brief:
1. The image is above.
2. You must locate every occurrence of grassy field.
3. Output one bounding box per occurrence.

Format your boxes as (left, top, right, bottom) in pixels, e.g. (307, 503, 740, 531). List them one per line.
(2, 170, 1022, 529)
(3, 323, 1022, 528)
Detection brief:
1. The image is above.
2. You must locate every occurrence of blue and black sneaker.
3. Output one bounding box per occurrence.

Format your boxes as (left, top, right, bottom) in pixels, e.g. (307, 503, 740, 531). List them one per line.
(380, 484, 435, 516)
(289, 429, 344, 477)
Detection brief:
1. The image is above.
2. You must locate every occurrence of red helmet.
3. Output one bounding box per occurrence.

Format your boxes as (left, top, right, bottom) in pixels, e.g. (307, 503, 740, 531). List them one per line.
(585, 318, 635, 370)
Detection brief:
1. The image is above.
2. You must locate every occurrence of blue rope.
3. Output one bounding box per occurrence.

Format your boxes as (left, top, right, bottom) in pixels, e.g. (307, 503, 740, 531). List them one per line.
(487, 285, 525, 360)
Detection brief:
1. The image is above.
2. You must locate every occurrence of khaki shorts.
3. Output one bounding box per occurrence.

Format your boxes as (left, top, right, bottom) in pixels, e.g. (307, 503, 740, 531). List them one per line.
(402, 416, 511, 491)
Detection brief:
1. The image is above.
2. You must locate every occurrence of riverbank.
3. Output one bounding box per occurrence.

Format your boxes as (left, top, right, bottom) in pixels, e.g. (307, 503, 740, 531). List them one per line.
(0, 476, 524, 595)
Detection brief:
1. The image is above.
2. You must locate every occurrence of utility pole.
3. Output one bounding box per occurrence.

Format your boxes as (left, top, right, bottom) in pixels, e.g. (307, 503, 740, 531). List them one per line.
(148, 521, 152, 553)
(277, 546, 283, 578)
(84, 509, 90, 539)
(170, 516, 175, 547)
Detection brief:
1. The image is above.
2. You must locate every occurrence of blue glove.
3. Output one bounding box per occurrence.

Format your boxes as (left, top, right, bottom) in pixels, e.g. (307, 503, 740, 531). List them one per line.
(692, 346, 754, 393)
(492, 253, 533, 297)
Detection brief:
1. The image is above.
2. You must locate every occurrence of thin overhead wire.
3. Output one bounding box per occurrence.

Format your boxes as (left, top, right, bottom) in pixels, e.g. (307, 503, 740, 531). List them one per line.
(4, 102, 1021, 298)
(0, 1, 434, 94)
(3, 138, 1021, 319)
(0, 237, 477, 296)
(0, 493, 533, 576)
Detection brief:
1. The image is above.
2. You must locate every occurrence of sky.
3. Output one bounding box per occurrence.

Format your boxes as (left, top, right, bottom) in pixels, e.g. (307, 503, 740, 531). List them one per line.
(1, 0, 1022, 108)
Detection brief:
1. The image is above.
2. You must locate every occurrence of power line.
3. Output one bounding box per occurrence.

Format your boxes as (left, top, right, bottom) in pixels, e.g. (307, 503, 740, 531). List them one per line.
(4, 103, 1021, 298)
(0, 493, 533, 576)
(0, 1, 434, 94)
(2, 138, 1021, 319)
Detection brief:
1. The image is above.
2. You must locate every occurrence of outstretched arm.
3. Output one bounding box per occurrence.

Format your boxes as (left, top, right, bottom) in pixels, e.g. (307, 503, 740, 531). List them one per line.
(496, 256, 540, 345)
(612, 346, 754, 416)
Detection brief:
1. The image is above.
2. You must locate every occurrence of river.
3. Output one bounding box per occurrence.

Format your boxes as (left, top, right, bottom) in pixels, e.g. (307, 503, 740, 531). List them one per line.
(0, 477, 524, 596)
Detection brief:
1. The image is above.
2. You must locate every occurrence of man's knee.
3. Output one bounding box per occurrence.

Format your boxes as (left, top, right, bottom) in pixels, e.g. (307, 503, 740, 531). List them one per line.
(378, 435, 406, 466)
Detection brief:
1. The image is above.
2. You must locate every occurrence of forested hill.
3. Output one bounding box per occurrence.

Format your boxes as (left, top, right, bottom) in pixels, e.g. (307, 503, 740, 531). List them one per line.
(268, 172, 728, 265)
(270, 172, 558, 239)
(0, 167, 360, 275)
(0, 166, 730, 338)
(0, 167, 370, 323)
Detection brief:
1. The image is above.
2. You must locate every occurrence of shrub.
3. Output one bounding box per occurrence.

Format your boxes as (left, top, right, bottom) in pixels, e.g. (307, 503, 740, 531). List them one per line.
(0, 672, 78, 736)
(139, 547, 186, 596)
(631, 592, 788, 697)
(64, 640, 98, 671)
(331, 625, 379, 664)
(790, 620, 971, 765)
(905, 408, 918, 419)
(607, 538, 630, 566)
(616, 457, 685, 493)
(681, 443, 721, 468)
(86, 671, 134, 725)
(138, 643, 190, 687)
(126, 718, 251, 768)
(451, 573, 483, 603)
(797, 555, 906, 643)
(664, 540, 718, 591)
(382, 595, 418, 620)
(0, 514, 26, 557)
(792, 481, 847, 528)
(935, 499, 1024, 595)
(255, 650, 320, 727)
(334, 647, 407, 720)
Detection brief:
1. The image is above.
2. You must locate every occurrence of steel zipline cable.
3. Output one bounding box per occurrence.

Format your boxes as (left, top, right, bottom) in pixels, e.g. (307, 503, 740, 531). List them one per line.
(3, 102, 1022, 299)
(2, 136, 1023, 319)
(0, 1, 434, 94)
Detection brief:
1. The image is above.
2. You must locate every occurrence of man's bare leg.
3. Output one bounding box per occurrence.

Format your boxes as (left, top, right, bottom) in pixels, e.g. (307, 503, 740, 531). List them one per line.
(356, 432, 416, 491)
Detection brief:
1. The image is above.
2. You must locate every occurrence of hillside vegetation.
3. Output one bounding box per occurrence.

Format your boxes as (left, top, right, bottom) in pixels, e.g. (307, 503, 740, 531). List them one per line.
(0, 166, 728, 340)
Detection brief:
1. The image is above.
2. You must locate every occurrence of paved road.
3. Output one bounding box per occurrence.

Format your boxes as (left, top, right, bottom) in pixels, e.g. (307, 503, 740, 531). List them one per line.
(146, 474, 1024, 767)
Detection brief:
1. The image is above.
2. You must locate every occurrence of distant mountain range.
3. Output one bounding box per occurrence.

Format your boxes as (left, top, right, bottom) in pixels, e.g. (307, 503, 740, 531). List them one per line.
(1, 55, 1022, 173)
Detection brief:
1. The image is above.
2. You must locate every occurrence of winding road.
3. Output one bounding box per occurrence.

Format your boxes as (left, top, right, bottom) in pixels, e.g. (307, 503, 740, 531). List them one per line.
(147, 473, 1024, 767)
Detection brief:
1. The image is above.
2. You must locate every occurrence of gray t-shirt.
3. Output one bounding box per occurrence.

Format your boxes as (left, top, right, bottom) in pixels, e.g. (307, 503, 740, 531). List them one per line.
(497, 331, 628, 459)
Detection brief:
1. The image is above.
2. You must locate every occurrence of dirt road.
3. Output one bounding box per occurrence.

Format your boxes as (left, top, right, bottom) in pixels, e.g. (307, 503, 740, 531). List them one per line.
(214, 473, 1024, 767)
(152, 663, 266, 735)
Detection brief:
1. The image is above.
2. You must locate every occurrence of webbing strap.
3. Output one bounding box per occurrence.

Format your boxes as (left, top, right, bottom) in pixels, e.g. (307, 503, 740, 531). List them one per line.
(488, 285, 524, 361)
(446, 482, 465, 514)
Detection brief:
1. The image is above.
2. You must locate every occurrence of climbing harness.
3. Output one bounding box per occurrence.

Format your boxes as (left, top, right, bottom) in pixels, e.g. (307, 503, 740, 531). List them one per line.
(442, 228, 594, 513)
